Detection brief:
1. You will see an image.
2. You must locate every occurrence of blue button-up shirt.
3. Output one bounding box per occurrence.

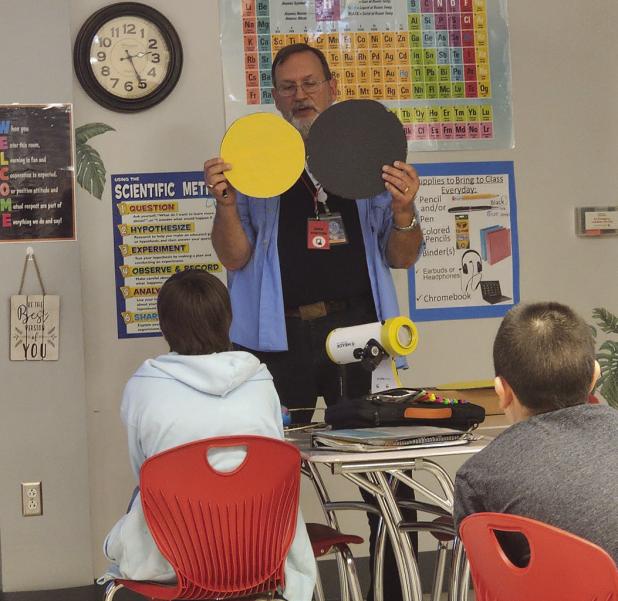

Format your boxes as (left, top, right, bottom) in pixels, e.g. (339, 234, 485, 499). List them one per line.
(227, 190, 417, 354)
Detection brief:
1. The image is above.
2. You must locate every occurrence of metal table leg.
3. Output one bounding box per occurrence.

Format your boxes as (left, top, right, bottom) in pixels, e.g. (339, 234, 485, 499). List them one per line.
(371, 471, 423, 601)
(305, 454, 464, 601)
(303, 461, 351, 601)
(449, 536, 471, 601)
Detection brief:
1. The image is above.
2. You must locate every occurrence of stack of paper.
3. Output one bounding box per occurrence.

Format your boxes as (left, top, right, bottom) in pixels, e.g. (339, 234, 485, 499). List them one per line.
(312, 426, 471, 452)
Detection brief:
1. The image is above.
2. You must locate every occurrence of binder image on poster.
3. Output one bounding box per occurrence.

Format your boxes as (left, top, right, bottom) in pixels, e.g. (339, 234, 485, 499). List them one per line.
(480, 225, 504, 260)
(485, 227, 512, 265)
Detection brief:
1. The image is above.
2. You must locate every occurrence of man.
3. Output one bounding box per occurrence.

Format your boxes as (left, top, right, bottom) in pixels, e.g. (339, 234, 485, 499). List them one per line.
(205, 43, 421, 415)
(205, 43, 423, 600)
(454, 301, 618, 565)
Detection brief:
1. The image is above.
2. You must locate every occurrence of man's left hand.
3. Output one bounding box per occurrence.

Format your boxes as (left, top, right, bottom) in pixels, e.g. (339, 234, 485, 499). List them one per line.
(382, 161, 420, 225)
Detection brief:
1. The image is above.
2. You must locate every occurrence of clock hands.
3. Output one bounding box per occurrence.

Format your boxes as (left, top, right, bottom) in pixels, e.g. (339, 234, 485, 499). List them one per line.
(123, 49, 144, 84)
(120, 50, 152, 60)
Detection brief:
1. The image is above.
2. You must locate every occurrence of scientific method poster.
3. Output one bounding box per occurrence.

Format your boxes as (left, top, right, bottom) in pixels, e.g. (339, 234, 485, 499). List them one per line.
(409, 161, 519, 321)
(0, 104, 75, 241)
(112, 171, 223, 338)
(220, 0, 513, 151)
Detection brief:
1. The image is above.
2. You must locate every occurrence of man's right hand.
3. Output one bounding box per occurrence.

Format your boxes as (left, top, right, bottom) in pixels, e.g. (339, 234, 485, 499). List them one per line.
(204, 157, 236, 206)
(206, 157, 252, 270)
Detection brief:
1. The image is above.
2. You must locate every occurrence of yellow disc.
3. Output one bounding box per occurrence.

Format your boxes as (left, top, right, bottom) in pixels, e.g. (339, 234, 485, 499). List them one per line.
(220, 113, 305, 198)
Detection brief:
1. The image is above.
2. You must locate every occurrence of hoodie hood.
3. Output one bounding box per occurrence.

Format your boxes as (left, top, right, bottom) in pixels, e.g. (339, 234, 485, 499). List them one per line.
(133, 351, 269, 397)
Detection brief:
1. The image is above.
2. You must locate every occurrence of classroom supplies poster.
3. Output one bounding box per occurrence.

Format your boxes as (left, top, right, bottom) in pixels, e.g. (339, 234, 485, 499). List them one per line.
(219, 0, 513, 151)
(409, 161, 519, 321)
(111, 171, 224, 339)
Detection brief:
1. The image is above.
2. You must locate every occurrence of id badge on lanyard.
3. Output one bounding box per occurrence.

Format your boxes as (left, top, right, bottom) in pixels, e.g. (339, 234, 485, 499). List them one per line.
(307, 218, 329, 249)
(304, 178, 348, 250)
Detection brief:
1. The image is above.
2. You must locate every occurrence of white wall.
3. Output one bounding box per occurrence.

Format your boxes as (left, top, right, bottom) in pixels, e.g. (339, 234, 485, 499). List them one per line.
(0, 0, 616, 591)
(68, 0, 228, 583)
(399, 0, 618, 387)
(0, 0, 92, 591)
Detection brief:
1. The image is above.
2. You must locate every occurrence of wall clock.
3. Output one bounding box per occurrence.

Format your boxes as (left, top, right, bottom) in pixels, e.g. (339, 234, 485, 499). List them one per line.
(74, 2, 183, 112)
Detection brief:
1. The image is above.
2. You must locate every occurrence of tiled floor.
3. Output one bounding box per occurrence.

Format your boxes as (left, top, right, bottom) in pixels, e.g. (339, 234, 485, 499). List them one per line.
(0, 584, 476, 601)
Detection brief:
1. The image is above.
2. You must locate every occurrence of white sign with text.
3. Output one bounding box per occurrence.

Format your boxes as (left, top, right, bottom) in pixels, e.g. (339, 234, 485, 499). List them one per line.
(10, 294, 60, 361)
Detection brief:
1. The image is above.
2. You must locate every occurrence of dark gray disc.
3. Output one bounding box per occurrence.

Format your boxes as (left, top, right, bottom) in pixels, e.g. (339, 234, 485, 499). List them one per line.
(306, 99, 407, 199)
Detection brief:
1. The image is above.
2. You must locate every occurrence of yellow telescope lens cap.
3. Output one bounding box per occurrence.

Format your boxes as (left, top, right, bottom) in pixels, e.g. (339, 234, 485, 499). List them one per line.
(220, 113, 305, 198)
(381, 316, 419, 357)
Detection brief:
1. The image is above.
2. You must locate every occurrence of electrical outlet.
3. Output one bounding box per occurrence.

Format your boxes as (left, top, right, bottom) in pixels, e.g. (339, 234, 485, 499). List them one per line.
(21, 482, 43, 517)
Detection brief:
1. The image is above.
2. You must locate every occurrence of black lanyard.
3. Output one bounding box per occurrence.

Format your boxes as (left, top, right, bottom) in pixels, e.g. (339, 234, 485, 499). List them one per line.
(300, 173, 329, 219)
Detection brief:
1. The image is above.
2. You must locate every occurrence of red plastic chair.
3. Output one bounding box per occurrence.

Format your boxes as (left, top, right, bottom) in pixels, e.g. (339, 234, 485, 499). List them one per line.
(104, 435, 302, 601)
(306, 522, 364, 601)
(459, 512, 618, 601)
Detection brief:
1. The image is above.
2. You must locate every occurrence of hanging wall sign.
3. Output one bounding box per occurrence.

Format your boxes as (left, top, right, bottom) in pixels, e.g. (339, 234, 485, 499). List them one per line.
(10, 250, 60, 361)
(10, 295, 60, 361)
(0, 104, 76, 242)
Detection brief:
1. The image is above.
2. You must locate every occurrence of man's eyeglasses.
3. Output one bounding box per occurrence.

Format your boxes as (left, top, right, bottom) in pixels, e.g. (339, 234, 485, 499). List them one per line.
(275, 78, 330, 97)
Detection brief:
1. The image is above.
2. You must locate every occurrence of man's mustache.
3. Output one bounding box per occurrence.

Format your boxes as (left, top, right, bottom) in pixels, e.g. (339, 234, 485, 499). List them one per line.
(292, 102, 317, 114)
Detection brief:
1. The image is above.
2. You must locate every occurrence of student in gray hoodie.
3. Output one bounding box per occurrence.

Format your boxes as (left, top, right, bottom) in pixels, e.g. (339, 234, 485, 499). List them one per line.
(99, 269, 316, 601)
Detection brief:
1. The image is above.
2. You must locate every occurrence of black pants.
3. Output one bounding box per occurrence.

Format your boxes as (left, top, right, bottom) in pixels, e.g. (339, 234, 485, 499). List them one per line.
(237, 301, 417, 601)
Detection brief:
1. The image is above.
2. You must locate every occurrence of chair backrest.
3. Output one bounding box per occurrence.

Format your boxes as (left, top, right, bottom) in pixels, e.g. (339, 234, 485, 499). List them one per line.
(460, 512, 618, 601)
(139, 435, 301, 600)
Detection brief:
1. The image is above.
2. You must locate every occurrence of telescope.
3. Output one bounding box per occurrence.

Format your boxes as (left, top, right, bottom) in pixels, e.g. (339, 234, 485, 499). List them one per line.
(325, 316, 419, 395)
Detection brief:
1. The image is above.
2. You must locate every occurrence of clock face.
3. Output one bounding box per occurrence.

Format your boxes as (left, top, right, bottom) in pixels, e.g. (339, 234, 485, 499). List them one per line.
(74, 3, 183, 112)
(90, 16, 171, 100)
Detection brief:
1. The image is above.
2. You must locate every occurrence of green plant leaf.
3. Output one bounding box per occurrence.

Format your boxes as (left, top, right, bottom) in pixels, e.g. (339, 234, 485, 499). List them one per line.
(591, 308, 618, 408)
(599, 340, 618, 354)
(75, 123, 115, 145)
(599, 377, 618, 409)
(597, 350, 617, 376)
(592, 307, 618, 335)
(596, 340, 618, 408)
(76, 143, 106, 200)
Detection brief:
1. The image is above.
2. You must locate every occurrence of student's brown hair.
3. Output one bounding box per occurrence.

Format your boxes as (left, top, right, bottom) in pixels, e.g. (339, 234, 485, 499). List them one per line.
(493, 302, 595, 414)
(157, 269, 231, 355)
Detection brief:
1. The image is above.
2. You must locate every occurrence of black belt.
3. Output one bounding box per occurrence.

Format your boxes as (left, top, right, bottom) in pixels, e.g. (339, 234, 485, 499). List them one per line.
(285, 299, 349, 320)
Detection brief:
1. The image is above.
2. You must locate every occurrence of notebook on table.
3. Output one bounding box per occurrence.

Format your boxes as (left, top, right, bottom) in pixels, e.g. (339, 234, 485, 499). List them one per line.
(312, 425, 472, 452)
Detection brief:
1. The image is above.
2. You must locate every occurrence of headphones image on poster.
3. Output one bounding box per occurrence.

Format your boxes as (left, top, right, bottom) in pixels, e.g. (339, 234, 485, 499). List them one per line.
(461, 249, 482, 275)
(460, 248, 483, 293)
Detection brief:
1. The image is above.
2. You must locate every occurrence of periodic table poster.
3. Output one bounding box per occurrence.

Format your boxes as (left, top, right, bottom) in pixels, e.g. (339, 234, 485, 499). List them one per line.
(220, 0, 513, 151)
